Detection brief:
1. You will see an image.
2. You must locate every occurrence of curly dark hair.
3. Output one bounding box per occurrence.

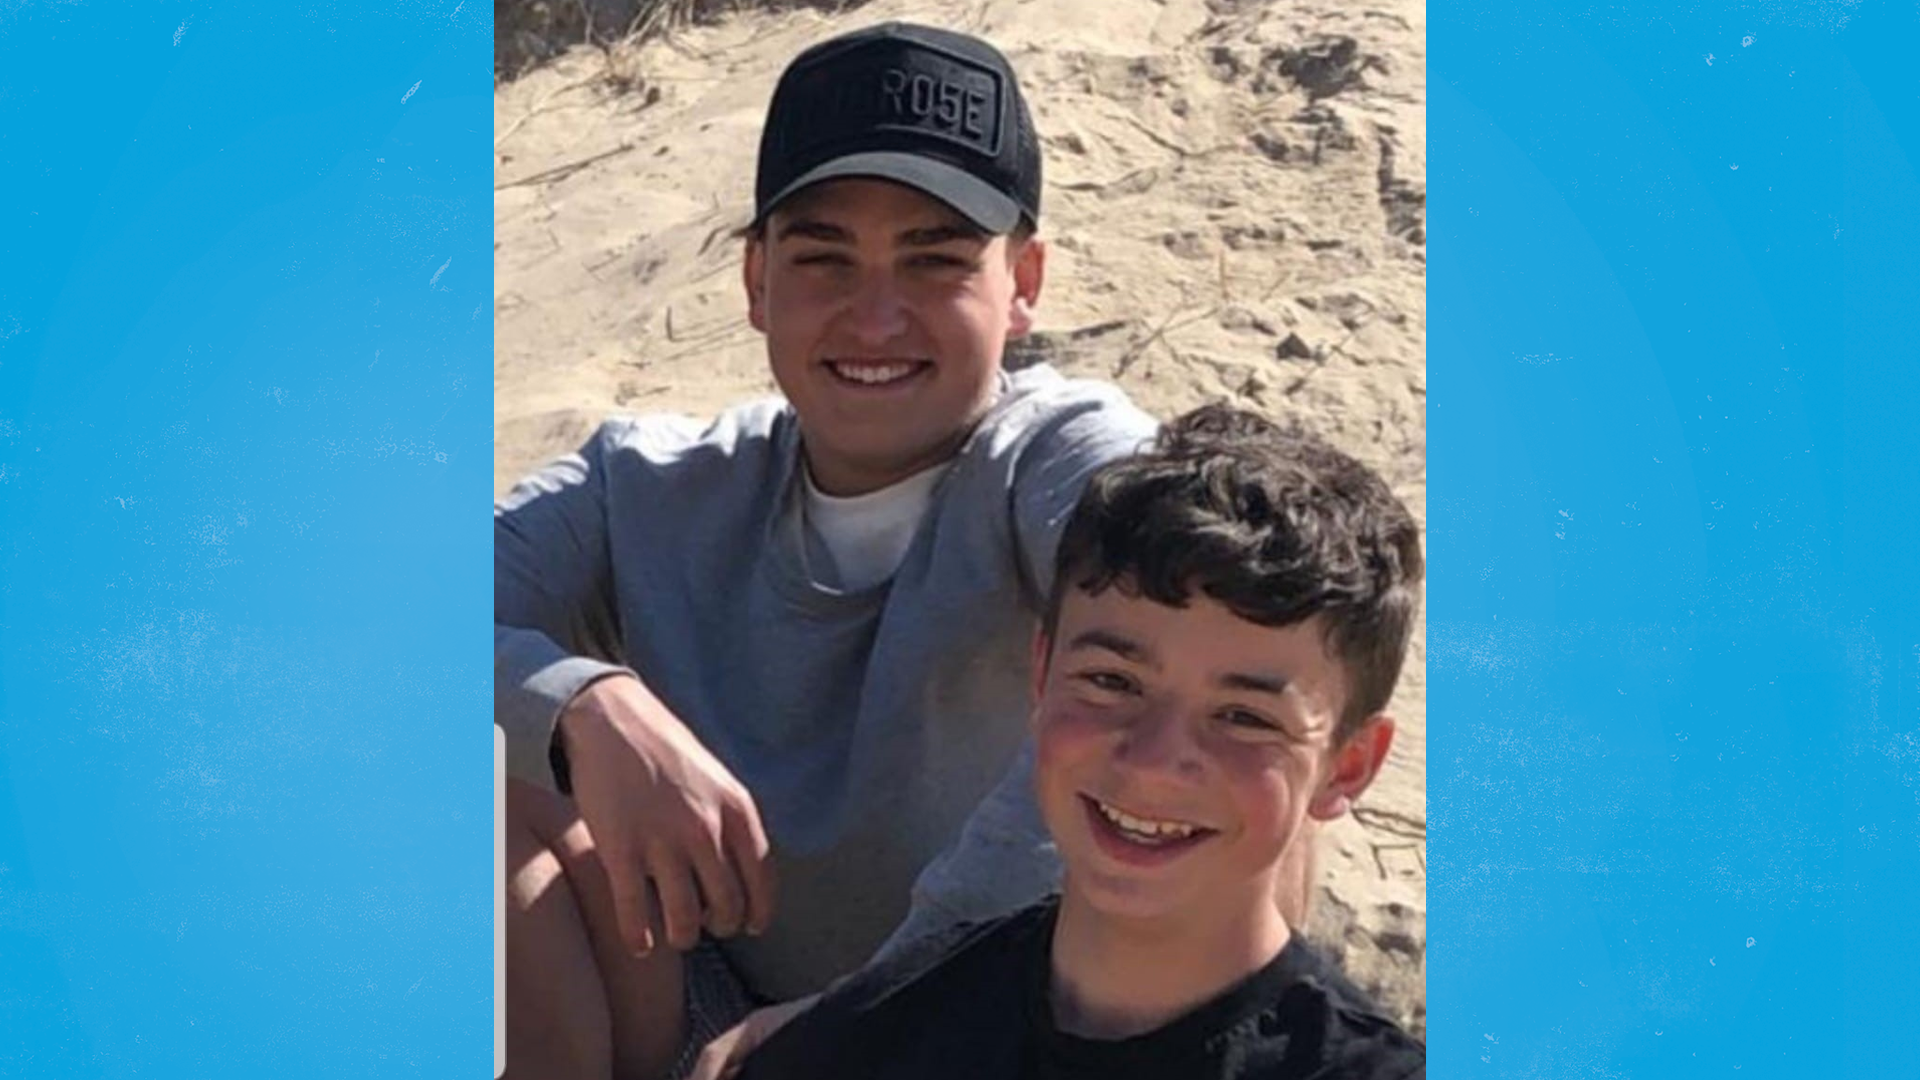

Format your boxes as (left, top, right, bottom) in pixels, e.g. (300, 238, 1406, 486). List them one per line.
(1042, 403, 1424, 740)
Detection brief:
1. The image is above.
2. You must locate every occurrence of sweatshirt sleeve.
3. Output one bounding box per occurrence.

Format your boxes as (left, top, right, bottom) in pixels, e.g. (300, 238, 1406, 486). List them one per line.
(493, 423, 637, 788)
(1006, 382, 1158, 608)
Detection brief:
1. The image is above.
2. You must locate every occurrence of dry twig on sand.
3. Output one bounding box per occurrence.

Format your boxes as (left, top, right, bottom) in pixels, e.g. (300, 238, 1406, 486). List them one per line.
(496, 142, 639, 191)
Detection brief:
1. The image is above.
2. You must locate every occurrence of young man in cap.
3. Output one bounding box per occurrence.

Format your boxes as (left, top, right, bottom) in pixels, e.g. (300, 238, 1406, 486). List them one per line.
(497, 22, 1307, 1080)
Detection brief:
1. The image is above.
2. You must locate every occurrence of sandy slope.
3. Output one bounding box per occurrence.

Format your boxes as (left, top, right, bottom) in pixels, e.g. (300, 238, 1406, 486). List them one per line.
(496, 0, 1426, 1035)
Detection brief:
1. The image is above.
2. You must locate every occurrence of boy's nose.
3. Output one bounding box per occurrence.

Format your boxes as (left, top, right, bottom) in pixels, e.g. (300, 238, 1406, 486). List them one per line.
(1114, 707, 1204, 781)
(842, 271, 910, 346)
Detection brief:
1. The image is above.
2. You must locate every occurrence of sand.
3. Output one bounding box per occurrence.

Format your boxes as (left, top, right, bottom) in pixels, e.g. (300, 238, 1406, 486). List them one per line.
(495, 0, 1426, 1036)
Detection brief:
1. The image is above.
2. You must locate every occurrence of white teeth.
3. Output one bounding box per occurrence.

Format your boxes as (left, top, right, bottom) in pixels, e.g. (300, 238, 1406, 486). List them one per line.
(831, 361, 917, 385)
(1092, 798, 1201, 843)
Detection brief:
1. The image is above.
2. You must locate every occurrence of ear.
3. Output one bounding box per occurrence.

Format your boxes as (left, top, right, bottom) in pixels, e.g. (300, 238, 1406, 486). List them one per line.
(1005, 236, 1046, 341)
(743, 235, 769, 333)
(1307, 715, 1395, 822)
(1028, 625, 1052, 729)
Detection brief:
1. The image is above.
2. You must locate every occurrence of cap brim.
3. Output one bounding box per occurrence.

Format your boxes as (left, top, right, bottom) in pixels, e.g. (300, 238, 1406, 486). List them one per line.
(755, 151, 1024, 234)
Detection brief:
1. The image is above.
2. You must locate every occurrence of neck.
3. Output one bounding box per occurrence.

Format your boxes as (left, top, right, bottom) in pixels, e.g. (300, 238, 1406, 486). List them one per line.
(1047, 881, 1292, 1040)
(801, 436, 962, 497)
(797, 379, 1004, 496)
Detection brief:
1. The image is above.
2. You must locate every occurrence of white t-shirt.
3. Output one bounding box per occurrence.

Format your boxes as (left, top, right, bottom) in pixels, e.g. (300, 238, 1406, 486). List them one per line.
(800, 462, 952, 593)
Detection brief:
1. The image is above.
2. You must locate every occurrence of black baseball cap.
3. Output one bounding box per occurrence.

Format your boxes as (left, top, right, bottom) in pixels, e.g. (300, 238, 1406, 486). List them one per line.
(752, 23, 1042, 234)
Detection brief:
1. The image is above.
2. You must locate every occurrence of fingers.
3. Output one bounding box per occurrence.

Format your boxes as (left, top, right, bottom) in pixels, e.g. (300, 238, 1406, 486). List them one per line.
(649, 850, 705, 953)
(725, 800, 778, 937)
(693, 795, 775, 941)
(602, 855, 659, 957)
(688, 831, 746, 940)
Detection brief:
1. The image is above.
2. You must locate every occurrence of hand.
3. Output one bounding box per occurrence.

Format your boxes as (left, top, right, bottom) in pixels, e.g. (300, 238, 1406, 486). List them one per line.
(559, 674, 776, 954)
(688, 995, 819, 1080)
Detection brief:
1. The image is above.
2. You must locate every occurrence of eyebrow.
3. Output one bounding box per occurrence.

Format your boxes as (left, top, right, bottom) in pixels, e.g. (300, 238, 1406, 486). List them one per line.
(1064, 628, 1292, 697)
(1063, 628, 1150, 663)
(772, 219, 987, 247)
(1219, 671, 1291, 697)
(775, 218, 852, 243)
(899, 224, 988, 247)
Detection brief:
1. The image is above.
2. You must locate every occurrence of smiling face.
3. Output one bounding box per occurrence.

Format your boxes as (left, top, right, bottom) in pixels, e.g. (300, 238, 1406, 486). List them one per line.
(1031, 583, 1395, 931)
(742, 178, 1045, 496)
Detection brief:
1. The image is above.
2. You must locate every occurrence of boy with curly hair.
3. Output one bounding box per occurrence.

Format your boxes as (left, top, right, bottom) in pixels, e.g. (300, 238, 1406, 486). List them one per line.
(732, 404, 1426, 1079)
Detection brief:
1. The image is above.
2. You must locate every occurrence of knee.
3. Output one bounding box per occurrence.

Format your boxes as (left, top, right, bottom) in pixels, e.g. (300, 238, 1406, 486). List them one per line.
(507, 777, 579, 840)
(506, 782, 587, 912)
(507, 826, 563, 919)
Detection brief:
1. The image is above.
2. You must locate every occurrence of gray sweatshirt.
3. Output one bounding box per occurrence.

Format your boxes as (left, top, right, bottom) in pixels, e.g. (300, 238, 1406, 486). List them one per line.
(494, 366, 1157, 1000)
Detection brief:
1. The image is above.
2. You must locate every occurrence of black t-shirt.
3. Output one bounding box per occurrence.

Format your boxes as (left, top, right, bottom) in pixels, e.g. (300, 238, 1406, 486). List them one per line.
(738, 898, 1425, 1080)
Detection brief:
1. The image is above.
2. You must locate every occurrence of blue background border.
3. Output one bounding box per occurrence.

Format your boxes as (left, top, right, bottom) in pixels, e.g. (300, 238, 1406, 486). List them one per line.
(1433, 1, 1920, 1075)
(7, 0, 1920, 1074)
(1, 2, 492, 1072)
